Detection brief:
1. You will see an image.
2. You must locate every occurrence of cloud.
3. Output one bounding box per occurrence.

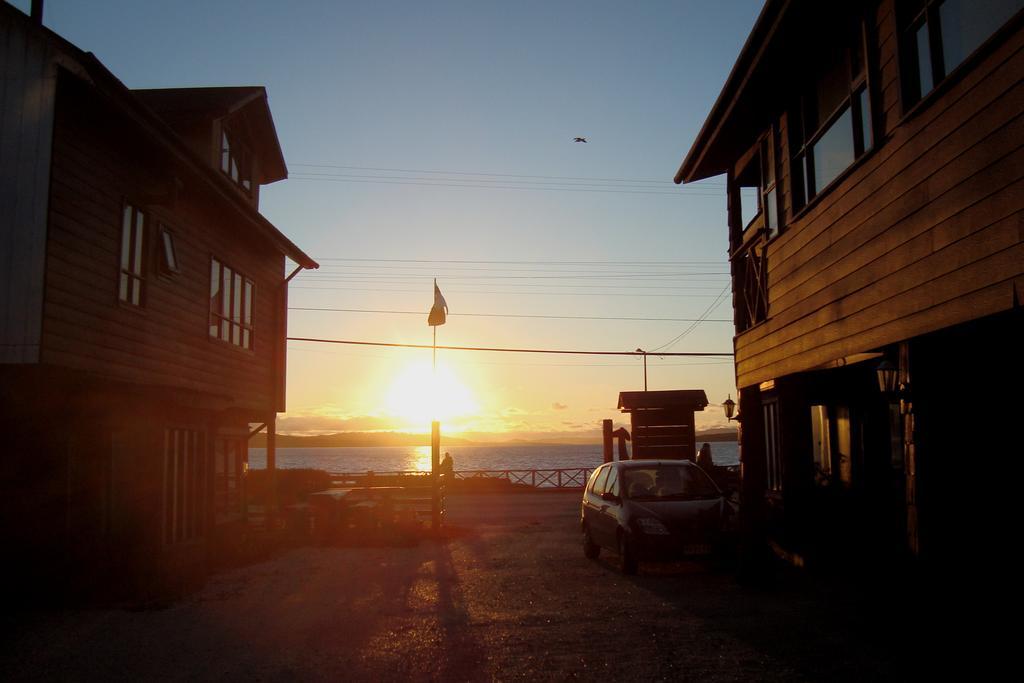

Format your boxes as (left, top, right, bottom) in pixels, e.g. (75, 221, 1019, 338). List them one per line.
(276, 414, 394, 434)
(551, 402, 569, 411)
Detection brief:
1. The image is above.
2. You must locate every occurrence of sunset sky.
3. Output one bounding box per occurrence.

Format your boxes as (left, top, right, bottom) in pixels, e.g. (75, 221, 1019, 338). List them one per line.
(28, 0, 765, 439)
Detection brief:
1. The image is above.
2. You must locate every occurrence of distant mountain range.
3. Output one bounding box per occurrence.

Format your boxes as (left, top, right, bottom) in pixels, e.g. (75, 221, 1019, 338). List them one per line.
(249, 428, 738, 448)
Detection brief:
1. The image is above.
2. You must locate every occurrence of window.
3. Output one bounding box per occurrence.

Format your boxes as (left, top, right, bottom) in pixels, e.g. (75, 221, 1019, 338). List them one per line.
(790, 20, 873, 208)
(834, 406, 853, 486)
(591, 466, 610, 495)
(220, 127, 253, 195)
(118, 203, 146, 306)
(763, 399, 782, 492)
(162, 428, 207, 545)
(734, 129, 781, 238)
(810, 405, 833, 477)
(761, 133, 780, 239)
(214, 436, 246, 523)
(900, 0, 1023, 107)
(605, 467, 620, 498)
(158, 226, 180, 276)
(209, 258, 255, 350)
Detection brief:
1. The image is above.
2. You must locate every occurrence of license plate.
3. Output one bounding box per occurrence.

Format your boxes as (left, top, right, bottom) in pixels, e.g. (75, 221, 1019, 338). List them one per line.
(683, 544, 712, 556)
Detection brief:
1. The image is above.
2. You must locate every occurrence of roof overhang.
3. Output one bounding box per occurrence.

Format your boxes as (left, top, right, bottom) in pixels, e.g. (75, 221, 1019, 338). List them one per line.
(675, 0, 792, 184)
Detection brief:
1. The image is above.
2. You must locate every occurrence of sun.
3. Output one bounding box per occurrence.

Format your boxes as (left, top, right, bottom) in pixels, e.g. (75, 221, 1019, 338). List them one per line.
(384, 362, 478, 428)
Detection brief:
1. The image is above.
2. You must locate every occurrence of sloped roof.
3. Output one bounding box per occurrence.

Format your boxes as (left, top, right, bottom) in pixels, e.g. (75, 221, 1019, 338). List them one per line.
(674, 0, 790, 184)
(1, 3, 317, 269)
(618, 390, 709, 411)
(133, 87, 288, 183)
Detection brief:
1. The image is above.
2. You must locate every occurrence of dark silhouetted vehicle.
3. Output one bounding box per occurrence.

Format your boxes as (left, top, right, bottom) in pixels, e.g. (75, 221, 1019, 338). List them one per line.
(581, 460, 736, 574)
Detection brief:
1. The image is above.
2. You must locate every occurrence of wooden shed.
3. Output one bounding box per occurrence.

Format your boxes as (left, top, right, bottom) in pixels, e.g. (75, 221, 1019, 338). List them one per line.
(618, 390, 709, 460)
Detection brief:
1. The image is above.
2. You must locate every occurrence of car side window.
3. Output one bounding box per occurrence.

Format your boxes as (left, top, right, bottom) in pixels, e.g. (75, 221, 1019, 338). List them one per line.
(606, 468, 620, 498)
(591, 466, 610, 496)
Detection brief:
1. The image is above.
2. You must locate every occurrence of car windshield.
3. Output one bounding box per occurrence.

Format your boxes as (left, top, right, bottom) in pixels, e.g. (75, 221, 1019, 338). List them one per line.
(622, 464, 719, 500)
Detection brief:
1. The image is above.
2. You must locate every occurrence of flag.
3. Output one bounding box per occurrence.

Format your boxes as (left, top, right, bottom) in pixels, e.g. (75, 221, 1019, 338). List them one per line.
(428, 278, 447, 326)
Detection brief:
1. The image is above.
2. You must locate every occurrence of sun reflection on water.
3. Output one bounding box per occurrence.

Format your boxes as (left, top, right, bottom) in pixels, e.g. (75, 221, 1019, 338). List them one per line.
(412, 446, 432, 472)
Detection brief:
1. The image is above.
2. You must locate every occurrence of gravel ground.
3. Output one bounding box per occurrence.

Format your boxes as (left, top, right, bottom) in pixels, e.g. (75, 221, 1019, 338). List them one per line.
(1, 492, 955, 681)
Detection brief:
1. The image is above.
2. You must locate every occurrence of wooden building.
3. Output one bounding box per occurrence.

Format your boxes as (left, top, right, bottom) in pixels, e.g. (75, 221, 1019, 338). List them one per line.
(676, 0, 1022, 575)
(0, 4, 317, 597)
(617, 390, 709, 460)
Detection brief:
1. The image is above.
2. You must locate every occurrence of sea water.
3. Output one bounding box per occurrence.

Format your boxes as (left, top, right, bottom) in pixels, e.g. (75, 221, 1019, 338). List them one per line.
(249, 442, 740, 474)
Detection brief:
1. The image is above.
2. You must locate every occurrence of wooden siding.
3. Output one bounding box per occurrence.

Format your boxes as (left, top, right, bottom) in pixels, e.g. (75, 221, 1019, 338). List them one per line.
(40, 75, 285, 415)
(0, 12, 55, 364)
(734, 0, 1024, 388)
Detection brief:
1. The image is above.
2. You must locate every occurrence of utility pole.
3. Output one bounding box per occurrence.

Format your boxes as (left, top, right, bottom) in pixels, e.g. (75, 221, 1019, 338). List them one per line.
(636, 348, 648, 391)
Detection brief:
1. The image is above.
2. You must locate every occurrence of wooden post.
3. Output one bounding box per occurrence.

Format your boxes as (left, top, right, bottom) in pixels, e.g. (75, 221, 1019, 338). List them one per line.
(602, 419, 613, 463)
(431, 421, 440, 531)
(267, 415, 278, 525)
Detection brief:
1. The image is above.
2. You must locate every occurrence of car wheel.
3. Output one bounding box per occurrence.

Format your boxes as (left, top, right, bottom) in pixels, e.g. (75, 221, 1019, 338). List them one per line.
(582, 525, 600, 560)
(618, 532, 638, 575)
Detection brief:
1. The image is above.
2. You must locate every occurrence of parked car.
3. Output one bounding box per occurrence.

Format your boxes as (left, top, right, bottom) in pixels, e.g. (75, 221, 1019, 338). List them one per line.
(580, 460, 736, 574)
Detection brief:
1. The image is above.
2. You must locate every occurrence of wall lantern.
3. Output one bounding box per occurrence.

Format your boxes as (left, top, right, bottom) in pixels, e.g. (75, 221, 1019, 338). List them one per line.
(876, 360, 899, 396)
(723, 394, 739, 422)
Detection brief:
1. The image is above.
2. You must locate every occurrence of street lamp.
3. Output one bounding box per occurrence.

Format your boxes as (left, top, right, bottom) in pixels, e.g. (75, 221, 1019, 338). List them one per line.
(875, 360, 898, 395)
(876, 359, 911, 414)
(723, 394, 739, 422)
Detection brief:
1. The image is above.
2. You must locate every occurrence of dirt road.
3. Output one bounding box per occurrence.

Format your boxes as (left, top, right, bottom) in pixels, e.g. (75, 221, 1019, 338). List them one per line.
(1, 492, 939, 681)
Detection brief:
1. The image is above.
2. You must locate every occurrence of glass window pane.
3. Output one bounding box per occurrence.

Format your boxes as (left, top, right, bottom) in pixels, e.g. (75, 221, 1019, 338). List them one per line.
(939, 0, 1024, 77)
(131, 279, 140, 306)
(244, 281, 253, 325)
(162, 231, 177, 271)
(810, 405, 832, 474)
(762, 136, 775, 186)
(739, 186, 760, 228)
(814, 51, 851, 126)
(221, 319, 230, 341)
(121, 206, 133, 269)
(119, 273, 128, 301)
(242, 329, 251, 349)
(221, 132, 230, 173)
(232, 323, 241, 346)
(606, 468, 620, 497)
(915, 21, 934, 97)
(210, 260, 220, 295)
(233, 273, 242, 322)
(231, 158, 239, 182)
(859, 88, 872, 151)
(133, 211, 144, 275)
(811, 106, 855, 193)
(222, 267, 232, 320)
(765, 188, 778, 235)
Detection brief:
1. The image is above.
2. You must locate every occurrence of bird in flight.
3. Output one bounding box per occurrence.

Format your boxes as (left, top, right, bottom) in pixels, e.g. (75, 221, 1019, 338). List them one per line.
(573, 137, 588, 143)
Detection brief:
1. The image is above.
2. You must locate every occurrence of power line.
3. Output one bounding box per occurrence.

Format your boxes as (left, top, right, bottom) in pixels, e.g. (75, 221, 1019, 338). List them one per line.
(313, 258, 726, 265)
(287, 337, 733, 357)
(290, 285, 724, 297)
(299, 271, 729, 280)
(650, 284, 733, 352)
(288, 306, 732, 323)
(291, 162, 727, 187)
(288, 174, 706, 197)
(287, 344, 734, 368)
